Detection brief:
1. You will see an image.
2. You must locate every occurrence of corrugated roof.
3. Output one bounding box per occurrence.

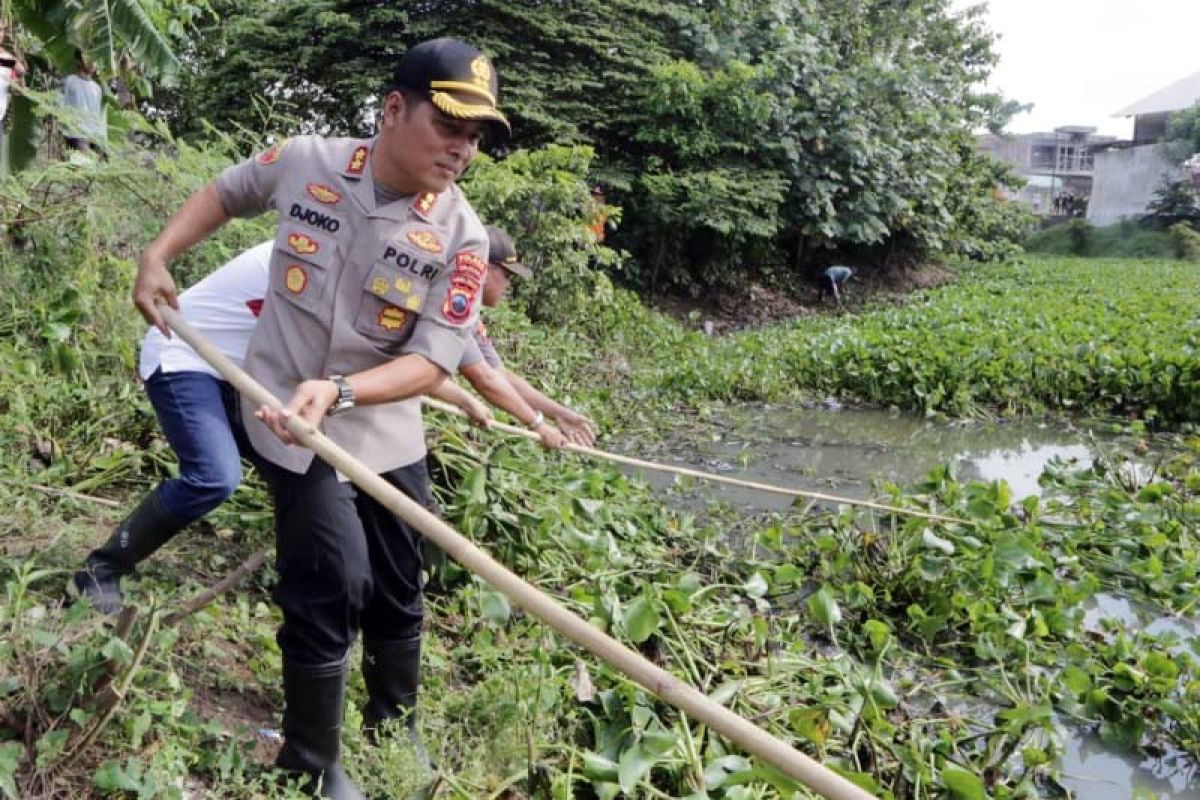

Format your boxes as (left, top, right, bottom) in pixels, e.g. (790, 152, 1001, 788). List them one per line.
(1115, 69, 1200, 117)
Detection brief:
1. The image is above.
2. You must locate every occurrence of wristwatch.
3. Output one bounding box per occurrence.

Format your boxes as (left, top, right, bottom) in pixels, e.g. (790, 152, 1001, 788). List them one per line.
(326, 375, 355, 417)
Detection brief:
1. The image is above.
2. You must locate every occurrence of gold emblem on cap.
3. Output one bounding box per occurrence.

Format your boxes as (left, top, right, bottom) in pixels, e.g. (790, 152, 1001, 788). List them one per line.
(470, 56, 492, 89)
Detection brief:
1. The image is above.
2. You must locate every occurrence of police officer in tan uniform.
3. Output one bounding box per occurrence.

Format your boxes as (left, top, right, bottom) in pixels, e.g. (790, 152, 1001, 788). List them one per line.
(132, 38, 509, 799)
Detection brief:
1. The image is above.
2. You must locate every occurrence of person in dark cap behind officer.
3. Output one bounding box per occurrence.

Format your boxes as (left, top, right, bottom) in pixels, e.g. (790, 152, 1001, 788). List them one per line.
(129, 37, 507, 799)
(450, 226, 596, 446)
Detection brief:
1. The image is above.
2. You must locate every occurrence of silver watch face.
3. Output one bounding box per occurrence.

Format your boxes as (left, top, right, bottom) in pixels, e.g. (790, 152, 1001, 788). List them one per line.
(327, 376, 354, 416)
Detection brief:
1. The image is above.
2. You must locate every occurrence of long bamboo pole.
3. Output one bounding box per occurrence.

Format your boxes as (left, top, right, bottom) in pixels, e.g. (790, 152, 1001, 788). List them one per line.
(422, 397, 972, 527)
(157, 304, 877, 800)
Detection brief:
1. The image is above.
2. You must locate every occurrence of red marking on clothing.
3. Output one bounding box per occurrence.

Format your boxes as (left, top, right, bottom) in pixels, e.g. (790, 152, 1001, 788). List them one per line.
(452, 251, 487, 288)
(412, 192, 438, 217)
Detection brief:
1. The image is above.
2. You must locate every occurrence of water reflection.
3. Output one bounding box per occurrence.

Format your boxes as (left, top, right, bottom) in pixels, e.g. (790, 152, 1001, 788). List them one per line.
(1084, 593, 1200, 644)
(1061, 733, 1200, 799)
(619, 404, 1108, 507)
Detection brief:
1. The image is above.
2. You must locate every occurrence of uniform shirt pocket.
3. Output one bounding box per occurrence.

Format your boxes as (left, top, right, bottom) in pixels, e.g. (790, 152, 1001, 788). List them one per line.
(352, 262, 427, 354)
(270, 224, 339, 316)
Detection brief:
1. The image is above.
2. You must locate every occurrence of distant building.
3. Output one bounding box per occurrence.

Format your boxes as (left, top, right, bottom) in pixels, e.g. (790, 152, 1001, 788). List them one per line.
(978, 127, 1116, 216)
(1087, 70, 1200, 226)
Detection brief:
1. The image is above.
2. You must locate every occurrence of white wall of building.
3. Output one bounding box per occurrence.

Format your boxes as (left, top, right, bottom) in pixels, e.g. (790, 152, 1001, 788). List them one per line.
(1087, 145, 1177, 226)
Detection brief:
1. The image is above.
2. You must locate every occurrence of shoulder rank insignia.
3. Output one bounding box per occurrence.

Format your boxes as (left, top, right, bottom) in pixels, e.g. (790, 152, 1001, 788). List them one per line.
(307, 183, 342, 205)
(287, 233, 319, 255)
(412, 192, 438, 218)
(346, 145, 369, 176)
(257, 139, 289, 165)
(407, 229, 443, 254)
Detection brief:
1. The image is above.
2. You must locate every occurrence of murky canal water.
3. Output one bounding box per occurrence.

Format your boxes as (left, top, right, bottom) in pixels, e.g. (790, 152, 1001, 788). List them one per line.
(614, 404, 1198, 799)
(617, 404, 1106, 505)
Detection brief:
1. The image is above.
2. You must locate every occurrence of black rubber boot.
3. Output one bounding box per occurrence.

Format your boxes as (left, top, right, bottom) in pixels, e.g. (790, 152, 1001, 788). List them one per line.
(71, 490, 186, 614)
(362, 635, 433, 771)
(275, 656, 366, 800)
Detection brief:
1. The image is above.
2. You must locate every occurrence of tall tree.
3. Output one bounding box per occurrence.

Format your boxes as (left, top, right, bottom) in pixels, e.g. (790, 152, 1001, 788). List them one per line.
(159, 0, 1028, 293)
(158, 0, 685, 144)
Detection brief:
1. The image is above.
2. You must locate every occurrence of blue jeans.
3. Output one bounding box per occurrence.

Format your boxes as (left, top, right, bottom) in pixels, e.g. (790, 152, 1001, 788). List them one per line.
(144, 368, 253, 523)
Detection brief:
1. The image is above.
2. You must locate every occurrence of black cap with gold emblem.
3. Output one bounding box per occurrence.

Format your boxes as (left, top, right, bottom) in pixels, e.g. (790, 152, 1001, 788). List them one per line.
(391, 38, 510, 139)
(485, 226, 531, 278)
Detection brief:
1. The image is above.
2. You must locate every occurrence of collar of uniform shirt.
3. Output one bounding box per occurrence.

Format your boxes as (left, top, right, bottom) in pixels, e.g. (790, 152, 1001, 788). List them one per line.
(373, 176, 407, 208)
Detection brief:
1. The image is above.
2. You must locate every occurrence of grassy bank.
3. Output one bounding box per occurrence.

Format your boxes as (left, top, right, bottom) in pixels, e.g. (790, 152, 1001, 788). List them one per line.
(3, 156, 1200, 798)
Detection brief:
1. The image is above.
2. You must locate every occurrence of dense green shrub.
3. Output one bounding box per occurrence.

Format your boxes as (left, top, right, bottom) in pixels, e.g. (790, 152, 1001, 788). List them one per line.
(460, 145, 622, 325)
(1026, 220, 1177, 259)
(1144, 178, 1200, 229)
(1065, 219, 1093, 255)
(1170, 221, 1200, 262)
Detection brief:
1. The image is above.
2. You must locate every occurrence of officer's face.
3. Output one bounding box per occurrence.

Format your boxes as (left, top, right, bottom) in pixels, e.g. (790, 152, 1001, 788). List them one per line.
(482, 263, 511, 307)
(377, 92, 485, 194)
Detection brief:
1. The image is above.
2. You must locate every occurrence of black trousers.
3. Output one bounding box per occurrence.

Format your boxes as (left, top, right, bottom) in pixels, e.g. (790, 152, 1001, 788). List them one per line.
(257, 456, 432, 664)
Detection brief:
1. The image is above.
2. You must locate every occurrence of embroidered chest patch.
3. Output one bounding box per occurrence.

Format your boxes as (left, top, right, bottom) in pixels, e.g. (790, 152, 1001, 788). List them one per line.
(306, 183, 342, 205)
(285, 265, 308, 294)
(378, 306, 407, 331)
(407, 229, 443, 254)
(287, 233, 320, 256)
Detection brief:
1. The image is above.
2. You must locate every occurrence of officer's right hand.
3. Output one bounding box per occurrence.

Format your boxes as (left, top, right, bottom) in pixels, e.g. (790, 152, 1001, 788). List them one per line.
(133, 251, 179, 336)
(256, 380, 338, 445)
(535, 421, 566, 449)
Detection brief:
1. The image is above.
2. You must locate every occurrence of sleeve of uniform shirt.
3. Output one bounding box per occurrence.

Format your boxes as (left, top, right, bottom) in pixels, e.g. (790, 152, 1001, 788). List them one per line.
(403, 222, 488, 373)
(213, 135, 307, 219)
(474, 325, 504, 369)
(458, 334, 484, 370)
(456, 324, 503, 372)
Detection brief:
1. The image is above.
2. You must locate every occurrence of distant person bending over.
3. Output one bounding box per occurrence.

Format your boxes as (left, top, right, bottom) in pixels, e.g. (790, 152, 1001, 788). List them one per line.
(61, 50, 106, 155)
(819, 265, 854, 304)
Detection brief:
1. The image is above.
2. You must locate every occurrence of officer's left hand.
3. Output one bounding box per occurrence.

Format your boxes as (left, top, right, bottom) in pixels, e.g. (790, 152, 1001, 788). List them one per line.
(256, 379, 339, 445)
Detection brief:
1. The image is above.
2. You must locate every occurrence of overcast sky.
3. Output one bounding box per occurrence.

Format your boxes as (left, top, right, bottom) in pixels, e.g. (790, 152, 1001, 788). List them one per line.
(953, 0, 1200, 137)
